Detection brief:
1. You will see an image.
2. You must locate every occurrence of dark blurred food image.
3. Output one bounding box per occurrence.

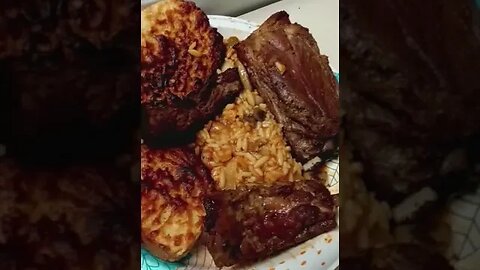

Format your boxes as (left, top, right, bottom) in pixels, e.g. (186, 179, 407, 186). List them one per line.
(236, 11, 339, 163)
(340, 0, 480, 268)
(0, 159, 138, 270)
(342, 244, 454, 270)
(204, 180, 336, 267)
(0, 0, 140, 269)
(341, 0, 480, 202)
(0, 0, 137, 58)
(8, 53, 138, 164)
(0, 0, 139, 163)
(141, 145, 213, 261)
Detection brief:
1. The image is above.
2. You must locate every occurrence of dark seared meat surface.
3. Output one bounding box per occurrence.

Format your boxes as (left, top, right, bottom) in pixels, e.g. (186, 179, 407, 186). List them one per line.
(204, 180, 336, 267)
(341, 0, 480, 201)
(236, 11, 339, 162)
(142, 68, 242, 146)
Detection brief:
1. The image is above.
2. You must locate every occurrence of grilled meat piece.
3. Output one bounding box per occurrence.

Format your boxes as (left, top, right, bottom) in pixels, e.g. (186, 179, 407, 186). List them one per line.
(142, 0, 235, 142)
(142, 68, 242, 146)
(141, 145, 213, 261)
(341, 0, 480, 201)
(236, 11, 339, 162)
(204, 180, 336, 267)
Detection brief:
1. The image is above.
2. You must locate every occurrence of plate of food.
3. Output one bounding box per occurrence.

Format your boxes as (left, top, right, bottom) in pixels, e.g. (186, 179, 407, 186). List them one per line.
(140, 1, 339, 269)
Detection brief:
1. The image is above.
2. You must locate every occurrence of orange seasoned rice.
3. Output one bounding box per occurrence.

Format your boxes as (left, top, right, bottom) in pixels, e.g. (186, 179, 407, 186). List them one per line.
(196, 38, 303, 190)
(195, 88, 303, 190)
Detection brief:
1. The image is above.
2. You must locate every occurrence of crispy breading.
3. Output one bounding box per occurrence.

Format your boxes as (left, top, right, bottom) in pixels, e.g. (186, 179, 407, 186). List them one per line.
(141, 145, 213, 261)
(141, 0, 227, 140)
(141, 0, 224, 103)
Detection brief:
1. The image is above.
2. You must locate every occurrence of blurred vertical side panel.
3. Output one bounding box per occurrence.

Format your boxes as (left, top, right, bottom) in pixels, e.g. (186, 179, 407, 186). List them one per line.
(340, 0, 480, 269)
(0, 0, 140, 269)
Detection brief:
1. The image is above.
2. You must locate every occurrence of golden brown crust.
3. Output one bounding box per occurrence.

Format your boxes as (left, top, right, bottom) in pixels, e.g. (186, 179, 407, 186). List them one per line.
(141, 145, 213, 261)
(141, 0, 225, 103)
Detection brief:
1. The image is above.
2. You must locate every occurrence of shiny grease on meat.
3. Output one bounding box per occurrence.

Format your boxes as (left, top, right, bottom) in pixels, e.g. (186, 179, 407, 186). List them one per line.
(236, 11, 339, 162)
(204, 180, 336, 267)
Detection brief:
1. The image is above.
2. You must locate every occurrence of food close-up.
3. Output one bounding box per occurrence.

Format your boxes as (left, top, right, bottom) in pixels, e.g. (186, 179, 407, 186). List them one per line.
(0, 0, 139, 269)
(140, 0, 339, 269)
(340, 0, 480, 269)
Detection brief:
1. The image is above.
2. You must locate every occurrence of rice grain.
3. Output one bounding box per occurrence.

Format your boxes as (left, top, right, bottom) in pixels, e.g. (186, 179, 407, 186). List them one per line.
(196, 89, 303, 189)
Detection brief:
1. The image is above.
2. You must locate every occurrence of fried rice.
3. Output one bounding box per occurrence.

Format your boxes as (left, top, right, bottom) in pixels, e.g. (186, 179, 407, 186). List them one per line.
(195, 87, 303, 190)
(195, 37, 303, 190)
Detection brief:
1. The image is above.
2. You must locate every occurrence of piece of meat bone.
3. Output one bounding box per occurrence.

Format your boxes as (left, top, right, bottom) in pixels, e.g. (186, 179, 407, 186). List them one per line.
(236, 11, 339, 163)
(204, 180, 336, 267)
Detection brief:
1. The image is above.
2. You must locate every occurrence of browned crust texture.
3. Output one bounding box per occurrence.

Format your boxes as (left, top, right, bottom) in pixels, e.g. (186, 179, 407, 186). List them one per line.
(141, 0, 225, 104)
(141, 144, 213, 261)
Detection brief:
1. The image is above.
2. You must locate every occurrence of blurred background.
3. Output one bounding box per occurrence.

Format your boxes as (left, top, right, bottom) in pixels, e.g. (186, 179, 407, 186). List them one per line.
(141, 0, 279, 15)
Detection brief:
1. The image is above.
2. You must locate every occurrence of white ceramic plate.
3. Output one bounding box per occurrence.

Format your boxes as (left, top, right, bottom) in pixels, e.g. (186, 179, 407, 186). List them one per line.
(141, 15, 339, 270)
